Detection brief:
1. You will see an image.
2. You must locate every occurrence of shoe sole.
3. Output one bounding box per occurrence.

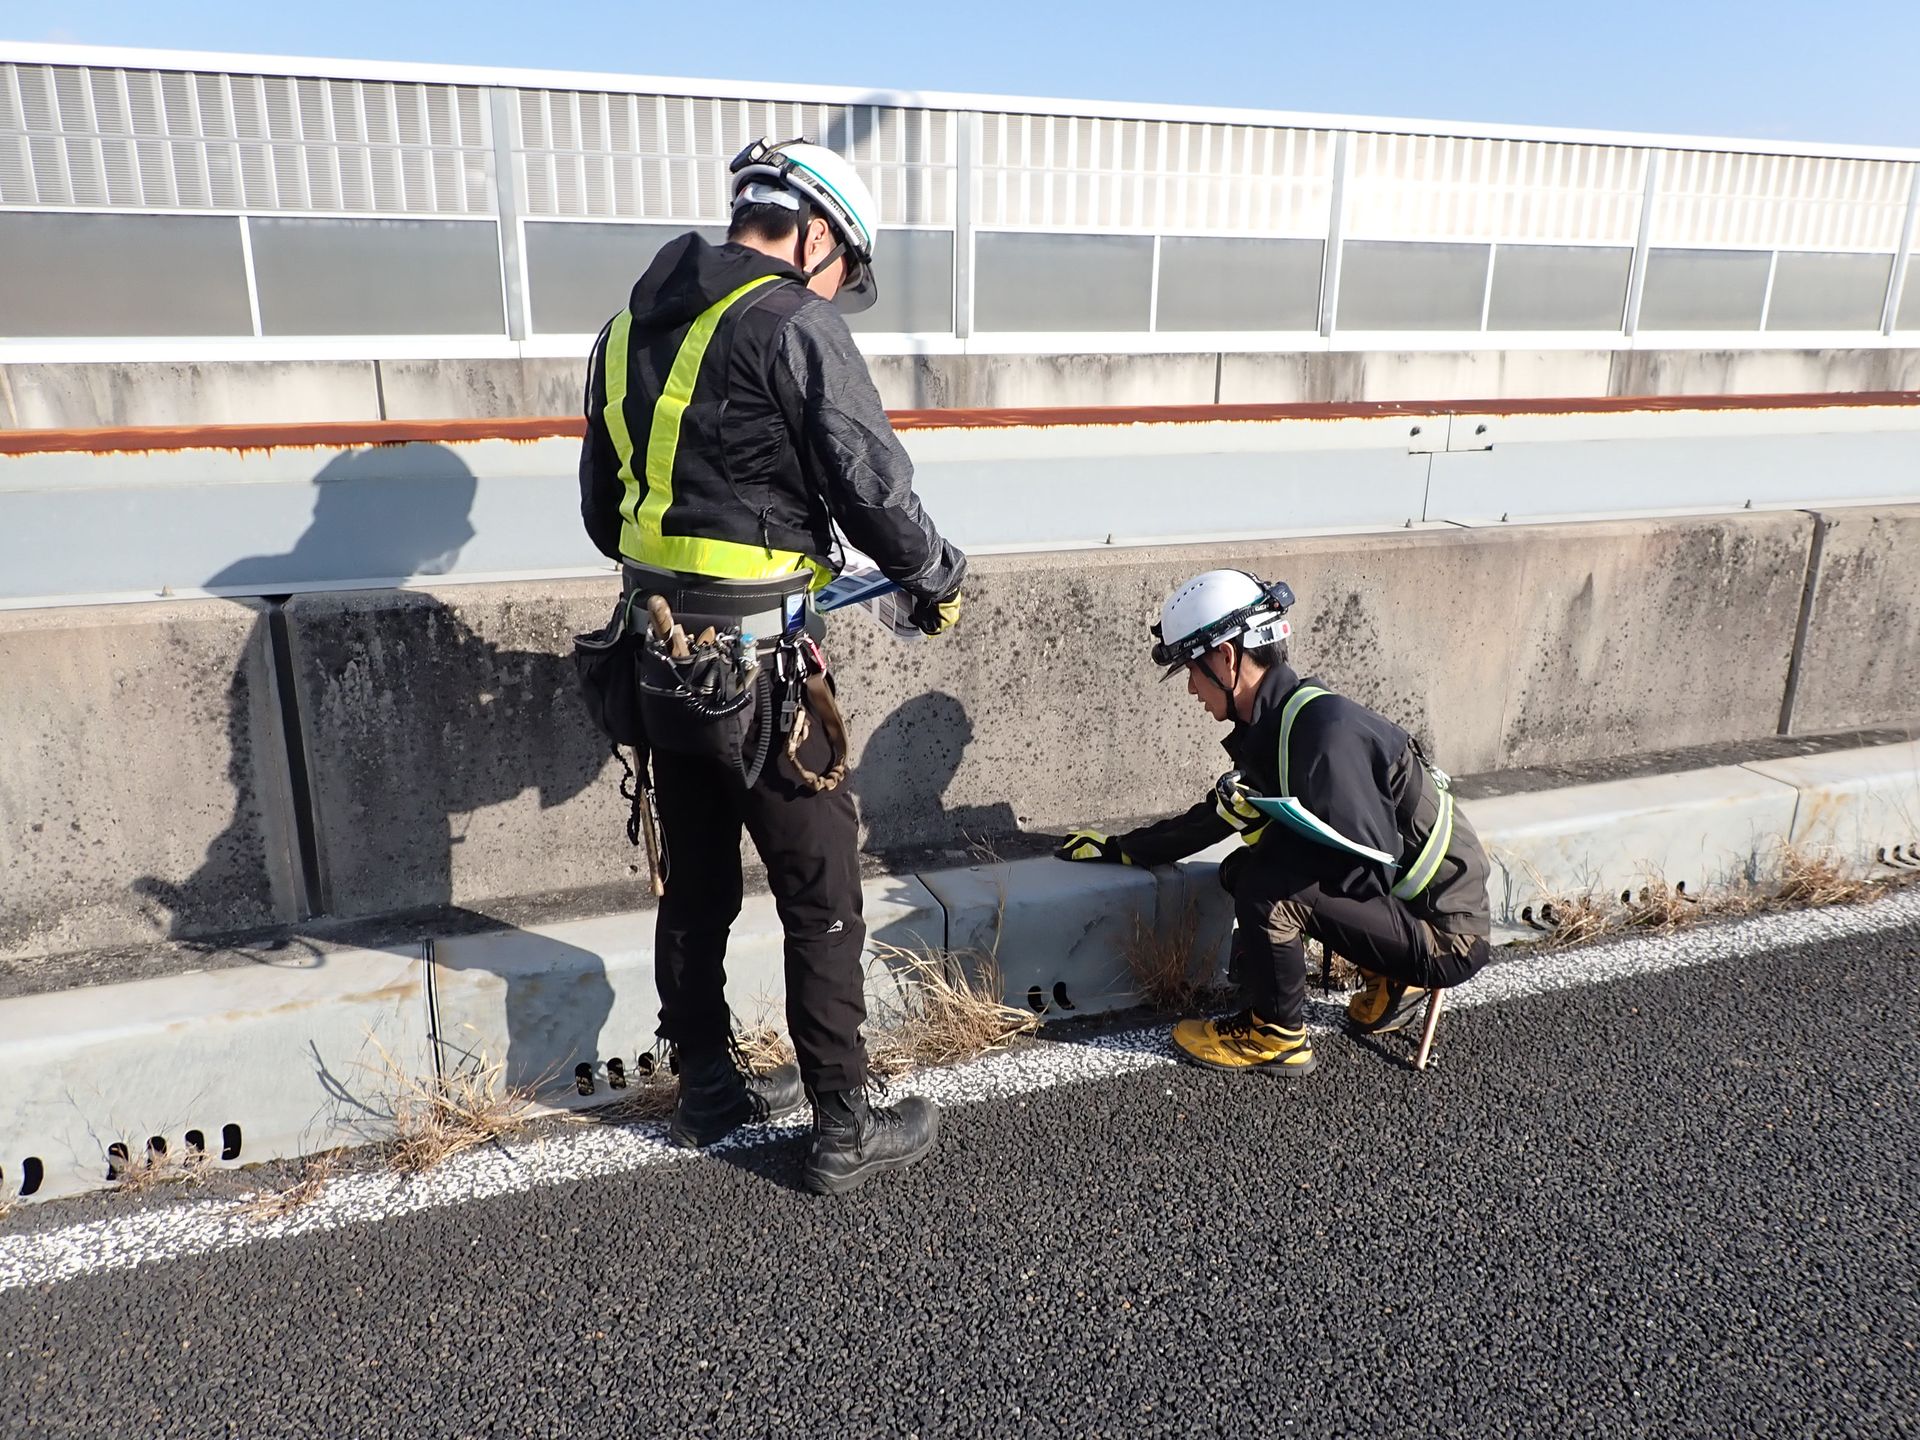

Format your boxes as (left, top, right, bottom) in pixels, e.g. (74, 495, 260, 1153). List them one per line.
(801, 1117, 941, 1196)
(1176, 1048, 1317, 1077)
(1352, 995, 1431, 1037)
(668, 1093, 807, 1150)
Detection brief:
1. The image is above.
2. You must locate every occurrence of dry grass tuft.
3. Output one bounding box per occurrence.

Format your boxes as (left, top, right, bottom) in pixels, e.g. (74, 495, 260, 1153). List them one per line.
(1123, 898, 1212, 1012)
(574, 1076, 679, 1125)
(377, 1041, 537, 1175)
(236, 1148, 344, 1223)
(0, 1197, 15, 1225)
(1531, 891, 1616, 949)
(1510, 840, 1896, 952)
(1624, 871, 1699, 932)
(1773, 844, 1875, 908)
(735, 1023, 796, 1074)
(107, 1141, 212, 1195)
(866, 943, 1040, 1077)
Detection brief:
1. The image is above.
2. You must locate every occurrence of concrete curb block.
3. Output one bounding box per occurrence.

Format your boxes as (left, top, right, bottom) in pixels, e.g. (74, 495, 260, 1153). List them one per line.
(429, 876, 946, 1108)
(6, 740, 1920, 1205)
(1472, 765, 1803, 934)
(0, 943, 429, 1204)
(1744, 740, 1920, 868)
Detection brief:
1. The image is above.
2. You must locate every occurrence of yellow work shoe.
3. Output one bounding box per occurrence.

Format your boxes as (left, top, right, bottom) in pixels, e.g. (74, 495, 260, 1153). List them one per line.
(1171, 1010, 1316, 1076)
(1347, 971, 1430, 1035)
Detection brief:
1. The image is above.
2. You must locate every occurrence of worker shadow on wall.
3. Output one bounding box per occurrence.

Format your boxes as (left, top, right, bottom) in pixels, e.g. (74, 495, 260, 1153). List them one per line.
(131, 445, 621, 1109)
(852, 690, 1029, 862)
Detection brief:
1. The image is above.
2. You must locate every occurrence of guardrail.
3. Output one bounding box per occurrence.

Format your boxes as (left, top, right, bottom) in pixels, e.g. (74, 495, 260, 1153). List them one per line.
(3, 391, 1918, 609)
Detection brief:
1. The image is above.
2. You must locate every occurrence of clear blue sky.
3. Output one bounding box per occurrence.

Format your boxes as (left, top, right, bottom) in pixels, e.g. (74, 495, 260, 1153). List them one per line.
(6, 0, 1918, 148)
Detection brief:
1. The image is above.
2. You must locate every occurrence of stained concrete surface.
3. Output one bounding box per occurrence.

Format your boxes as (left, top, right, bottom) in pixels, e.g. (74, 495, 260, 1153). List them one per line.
(4, 921, 1915, 1438)
(1606, 346, 1920, 399)
(0, 599, 298, 963)
(9, 348, 1920, 431)
(1218, 348, 1615, 404)
(282, 580, 630, 922)
(1790, 505, 1920, 735)
(0, 361, 382, 429)
(837, 514, 1816, 852)
(374, 358, 585, 421)
(867, 350, 1219, 410)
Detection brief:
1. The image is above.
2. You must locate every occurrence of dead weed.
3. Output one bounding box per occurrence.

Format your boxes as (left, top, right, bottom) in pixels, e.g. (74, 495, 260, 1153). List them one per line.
(1123, 897, 1212, 1012)
(106, 1140, 213, 1195)
(1624, 872, 1700, 932)
(865, 943, 1040, 1077)
(236, 1148, 344, 1223)
(375, 1040, 537, 1175)
(1773, 844, 1876, 908)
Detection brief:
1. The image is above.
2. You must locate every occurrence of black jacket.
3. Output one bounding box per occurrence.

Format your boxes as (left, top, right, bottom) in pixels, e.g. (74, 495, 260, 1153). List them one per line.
(579, 234, 965, 602)
(1116, 664, 1491, 939)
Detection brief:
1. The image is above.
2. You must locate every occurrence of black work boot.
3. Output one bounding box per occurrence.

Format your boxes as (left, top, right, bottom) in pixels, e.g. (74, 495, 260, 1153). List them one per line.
(667, 1048, 805, 1149)
(801, 1085, 939, 1196)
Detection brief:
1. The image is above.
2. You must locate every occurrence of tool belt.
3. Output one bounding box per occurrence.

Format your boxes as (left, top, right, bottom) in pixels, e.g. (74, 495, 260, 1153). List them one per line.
(619, 563, 816, 654)
(572, 564, 848, 795)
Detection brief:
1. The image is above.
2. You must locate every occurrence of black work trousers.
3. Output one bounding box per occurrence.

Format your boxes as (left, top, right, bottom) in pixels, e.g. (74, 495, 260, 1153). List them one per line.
(649, 696, 867, 1093)
(1227, 855, 1488, 1028)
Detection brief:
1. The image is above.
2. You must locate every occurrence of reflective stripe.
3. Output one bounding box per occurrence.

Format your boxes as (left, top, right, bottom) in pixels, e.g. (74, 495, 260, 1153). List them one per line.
(1276, 685, 1330, 797)
(1390, 786, 1454, 901)
(1277, 682, 1455, 895)
(607, 275, 824, 585)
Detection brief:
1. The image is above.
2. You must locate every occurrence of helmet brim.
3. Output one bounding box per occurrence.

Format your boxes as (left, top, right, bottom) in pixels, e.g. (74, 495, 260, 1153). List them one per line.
(834, 260, 878, 315)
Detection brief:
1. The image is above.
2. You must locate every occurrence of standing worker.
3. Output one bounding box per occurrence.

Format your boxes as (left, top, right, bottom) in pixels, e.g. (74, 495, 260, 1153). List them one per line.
(578, 138, 966, 1193)
(1055, 570, 1491, 1072)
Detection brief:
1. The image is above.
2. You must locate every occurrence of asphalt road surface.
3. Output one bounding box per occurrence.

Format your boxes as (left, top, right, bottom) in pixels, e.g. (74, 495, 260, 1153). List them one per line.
(4, 910, 1917, 1439)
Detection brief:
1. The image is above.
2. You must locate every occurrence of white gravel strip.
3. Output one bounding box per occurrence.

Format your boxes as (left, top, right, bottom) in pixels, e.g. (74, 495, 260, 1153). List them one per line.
(6, 885, 1919, 1293)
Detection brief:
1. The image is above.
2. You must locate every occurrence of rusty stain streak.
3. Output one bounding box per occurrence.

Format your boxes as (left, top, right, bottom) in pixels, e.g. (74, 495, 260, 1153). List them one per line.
(0, 416, 586, 459)
(1, 391, 1915, 457)
(889, 390, 1920, 430)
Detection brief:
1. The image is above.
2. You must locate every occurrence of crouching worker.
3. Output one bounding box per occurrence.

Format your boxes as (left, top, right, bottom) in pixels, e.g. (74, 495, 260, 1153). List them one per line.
(1055, 570, 1491, 1073)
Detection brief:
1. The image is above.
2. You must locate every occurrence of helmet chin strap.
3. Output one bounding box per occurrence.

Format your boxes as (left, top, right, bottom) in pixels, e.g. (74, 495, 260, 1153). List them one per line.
(1197, 643, 1249, 726)
(789, 202, 848, 281)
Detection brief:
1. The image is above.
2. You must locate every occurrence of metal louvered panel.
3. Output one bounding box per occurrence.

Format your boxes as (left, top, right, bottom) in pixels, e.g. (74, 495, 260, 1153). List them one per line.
(1655, 151, 1913, 251)
(0, 63, 491, 215)
(510, 87, 955, 227)
(1346, 134, 1646, 245)
(978, 113, 1333, 237)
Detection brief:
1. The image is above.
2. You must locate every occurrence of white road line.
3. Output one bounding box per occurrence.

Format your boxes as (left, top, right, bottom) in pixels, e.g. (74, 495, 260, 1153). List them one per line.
(5, 886, 1919, 1293)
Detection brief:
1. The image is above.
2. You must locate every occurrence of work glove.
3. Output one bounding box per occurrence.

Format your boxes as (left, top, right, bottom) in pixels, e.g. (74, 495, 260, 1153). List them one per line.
(1212, 770, 1264, 833)
(911, 587, 962, 637)
(1054, 829, 1134, 865)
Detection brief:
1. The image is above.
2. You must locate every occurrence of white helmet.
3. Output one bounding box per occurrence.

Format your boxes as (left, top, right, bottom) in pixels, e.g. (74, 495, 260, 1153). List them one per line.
(1150, 569, 1295, 680)
(728, 137, 880, 313)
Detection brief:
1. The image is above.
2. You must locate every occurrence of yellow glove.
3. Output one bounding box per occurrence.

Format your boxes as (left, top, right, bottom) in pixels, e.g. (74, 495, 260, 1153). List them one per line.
(1055, 829, 1134, 865)
(911, 589, 963, 637)
(1213, 771, 1264, 833)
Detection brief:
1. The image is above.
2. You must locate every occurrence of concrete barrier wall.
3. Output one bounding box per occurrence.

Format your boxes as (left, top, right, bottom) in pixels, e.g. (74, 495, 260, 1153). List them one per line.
(8, 348, 1920, 430)
(1790, 506, 1920, 735)
(836, 512, 1816, 854)
(5, 506, 1906, 964)
(278, 511, 1814, 921)
(281, 581, 634, 923)
(0, 599, 298, 962)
